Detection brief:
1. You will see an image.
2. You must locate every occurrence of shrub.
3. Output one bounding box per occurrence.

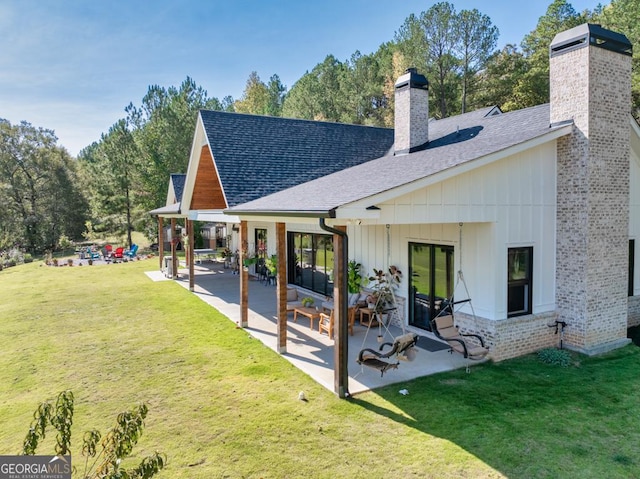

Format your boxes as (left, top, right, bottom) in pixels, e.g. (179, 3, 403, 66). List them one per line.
(23, 390, 166, 478)
(23, 253, 33, 263)
(537, 347, 572, 367)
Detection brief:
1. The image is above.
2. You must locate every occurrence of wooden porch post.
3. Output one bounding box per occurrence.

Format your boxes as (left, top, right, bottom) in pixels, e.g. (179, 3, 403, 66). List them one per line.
(239, 220, 249, 327)
(158, 216, 164, 270)
(188, 219, 195, 291)
(333, 225, 348, 397)
(170, 218, 177, 279)
(276, 222, 287, 353)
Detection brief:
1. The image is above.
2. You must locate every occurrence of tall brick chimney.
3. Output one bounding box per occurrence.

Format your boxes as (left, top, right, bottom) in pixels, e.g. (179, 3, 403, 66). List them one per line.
(394, 68, 429, 155)
(550, 24, 633, 354)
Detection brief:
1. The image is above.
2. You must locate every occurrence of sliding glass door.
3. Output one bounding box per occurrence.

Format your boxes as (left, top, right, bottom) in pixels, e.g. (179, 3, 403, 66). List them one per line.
(409, 243, 454, 331)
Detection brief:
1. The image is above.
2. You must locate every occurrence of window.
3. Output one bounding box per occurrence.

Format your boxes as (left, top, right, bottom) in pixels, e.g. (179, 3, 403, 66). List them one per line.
(408, 243, 454, 331)
(630, 239, 635, 297)
(287, 232, 333, 296)
(508, 247, 533, 317)
(255, 228, 267, 259)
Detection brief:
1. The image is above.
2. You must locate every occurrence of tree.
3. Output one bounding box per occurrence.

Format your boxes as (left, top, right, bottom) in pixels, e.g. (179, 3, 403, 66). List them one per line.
(471, 44, 528, 111)
(342, 50, 389, 125)
(457, 8, 499, 113)
(0, 119, 88, 253)
(596, 0, 640, 120)
(417, 2, 461, 118)
(79, 119, 140, 248)
(124, 77, 221, 237)
(266, 74, 287, 117)
(514, 0, 591, 108)
(23, 390, 166, 479)
(282, 71, 322, 120)
(395, 2, 498, 118)
(234, 71, 271, 115)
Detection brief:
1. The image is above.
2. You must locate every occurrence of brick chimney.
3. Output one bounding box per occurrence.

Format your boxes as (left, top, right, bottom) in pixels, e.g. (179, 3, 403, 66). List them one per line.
(550, 24, 633, 355)
(394, 68, 429, 155)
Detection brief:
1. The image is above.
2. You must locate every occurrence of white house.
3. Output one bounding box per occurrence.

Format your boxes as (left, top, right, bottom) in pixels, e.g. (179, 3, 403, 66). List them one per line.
(153, 24, 640, 395)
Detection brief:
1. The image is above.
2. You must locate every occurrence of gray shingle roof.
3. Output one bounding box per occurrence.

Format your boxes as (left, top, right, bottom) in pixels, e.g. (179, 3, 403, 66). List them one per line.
(228, 104, 569, 215)
(200, 110, 394, 207)
(170, 173, 186, 203)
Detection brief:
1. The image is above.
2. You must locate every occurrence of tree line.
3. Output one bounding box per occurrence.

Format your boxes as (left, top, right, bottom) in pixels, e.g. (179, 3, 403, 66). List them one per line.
(1, 0, 638, 254)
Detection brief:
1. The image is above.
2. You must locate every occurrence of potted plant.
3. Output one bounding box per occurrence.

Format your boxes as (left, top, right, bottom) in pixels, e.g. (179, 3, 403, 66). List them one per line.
(301, 297, 315, 308)
(347, 260, 367, 305)
(368, 265, 402, 315)
(265, 254, 277, 275)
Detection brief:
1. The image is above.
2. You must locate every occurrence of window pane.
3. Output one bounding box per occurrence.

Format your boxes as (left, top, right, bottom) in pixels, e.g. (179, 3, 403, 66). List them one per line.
(287, 232, 332, 296)
(508, 247, 532, 317)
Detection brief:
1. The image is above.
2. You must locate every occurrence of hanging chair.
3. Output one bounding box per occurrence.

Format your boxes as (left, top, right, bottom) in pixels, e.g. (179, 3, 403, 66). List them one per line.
(431, 313, 489, 360)
(357, 333, 419, 377)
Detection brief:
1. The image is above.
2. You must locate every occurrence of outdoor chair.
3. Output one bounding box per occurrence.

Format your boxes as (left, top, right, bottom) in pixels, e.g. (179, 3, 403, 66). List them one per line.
(113, 247, 124, 261)
(318, 309, 334, 339)
(124, 244, 138, 259)
(357, 333, 419, 377)
(102, 244, 113, 263)
(432, 314, 489, 360)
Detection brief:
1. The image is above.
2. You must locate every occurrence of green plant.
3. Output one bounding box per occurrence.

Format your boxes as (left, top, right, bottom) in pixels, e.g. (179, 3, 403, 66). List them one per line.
(23, 390, 166, 478)
(23, 253, 33, 263)
(301, 297, 315, 307)
(265, 254, 278, 275)
(368, 265, 402, 312)
(537, 347, 572, 367)
(347, 260, 367, 294)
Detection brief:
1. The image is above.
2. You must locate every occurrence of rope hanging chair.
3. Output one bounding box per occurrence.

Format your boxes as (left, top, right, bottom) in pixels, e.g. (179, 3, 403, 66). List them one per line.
(430, 224, 489, 362)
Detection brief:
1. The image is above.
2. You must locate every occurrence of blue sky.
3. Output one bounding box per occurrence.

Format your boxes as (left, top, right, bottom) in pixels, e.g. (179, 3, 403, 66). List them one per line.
(0, 0, 603, 156)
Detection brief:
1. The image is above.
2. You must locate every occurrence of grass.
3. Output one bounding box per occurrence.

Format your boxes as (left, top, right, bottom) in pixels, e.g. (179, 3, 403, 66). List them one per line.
(2, 259, 640, 478)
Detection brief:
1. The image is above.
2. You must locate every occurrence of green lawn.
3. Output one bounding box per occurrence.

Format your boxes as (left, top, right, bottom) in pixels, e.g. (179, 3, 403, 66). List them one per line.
(1, 260, 640, 478)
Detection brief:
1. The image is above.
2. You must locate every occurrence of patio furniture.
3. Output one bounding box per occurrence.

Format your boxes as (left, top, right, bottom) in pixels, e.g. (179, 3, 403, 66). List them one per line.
(286, 287, 303, 313)
(319, 307, 356, 339)
(124, 244, 138, 259)
(357, 333, 419, 377)
(359, 307, 378, 328)
(103, 244, 113, 263)
(432, 314, 489, 360)
(86, 247, 101, 260)
(113, 247, 124, 261)
(293, 307, 320, 330)
(318, 309, 334, 339)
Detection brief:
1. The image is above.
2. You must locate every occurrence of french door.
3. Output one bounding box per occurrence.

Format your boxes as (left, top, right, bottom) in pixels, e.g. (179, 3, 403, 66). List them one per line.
(409, 243, 454, 331)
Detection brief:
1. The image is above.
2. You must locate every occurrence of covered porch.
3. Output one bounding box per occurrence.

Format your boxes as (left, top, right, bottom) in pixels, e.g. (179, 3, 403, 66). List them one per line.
(158, 260, 471, 395)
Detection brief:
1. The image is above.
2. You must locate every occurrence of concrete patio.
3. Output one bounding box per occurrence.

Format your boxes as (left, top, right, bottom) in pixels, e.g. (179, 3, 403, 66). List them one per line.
(146, 260, 472, 395)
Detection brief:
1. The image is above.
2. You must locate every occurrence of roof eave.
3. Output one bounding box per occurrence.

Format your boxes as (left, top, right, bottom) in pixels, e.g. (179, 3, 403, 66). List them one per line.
(224, 208, 335, 219)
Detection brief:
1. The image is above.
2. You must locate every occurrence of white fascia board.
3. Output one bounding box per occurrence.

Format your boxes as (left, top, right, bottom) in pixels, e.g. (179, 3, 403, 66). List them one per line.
(340, 124, 572, 210)
(181, 113, 207, 214)
(334, 207, 381, 220)
(233, 214, 321, 225)
(189, 211, 240, 223)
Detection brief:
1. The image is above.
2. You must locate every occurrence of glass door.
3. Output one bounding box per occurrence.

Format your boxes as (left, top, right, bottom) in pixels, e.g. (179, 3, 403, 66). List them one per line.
(409, 243, 454, 331)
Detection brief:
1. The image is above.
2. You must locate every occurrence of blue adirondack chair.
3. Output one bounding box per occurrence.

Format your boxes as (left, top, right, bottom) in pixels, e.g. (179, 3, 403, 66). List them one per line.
(124, 244, 138, 259)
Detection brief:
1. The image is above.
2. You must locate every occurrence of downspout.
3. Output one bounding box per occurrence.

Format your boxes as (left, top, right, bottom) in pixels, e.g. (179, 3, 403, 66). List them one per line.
(319, 218, 349, 398)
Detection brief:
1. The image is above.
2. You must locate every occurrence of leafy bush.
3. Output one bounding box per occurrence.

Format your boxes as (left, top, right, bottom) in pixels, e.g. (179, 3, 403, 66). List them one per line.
(23, 390, 166, 478)
(537, 347, 572, 367)
(23, 253, 33, 263)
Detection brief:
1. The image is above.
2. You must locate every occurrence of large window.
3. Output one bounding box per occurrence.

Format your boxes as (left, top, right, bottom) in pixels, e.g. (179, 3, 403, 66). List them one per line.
(408, 243, 454, 331)
(287, 232, 333, 296)
(508, 247, 533, 317)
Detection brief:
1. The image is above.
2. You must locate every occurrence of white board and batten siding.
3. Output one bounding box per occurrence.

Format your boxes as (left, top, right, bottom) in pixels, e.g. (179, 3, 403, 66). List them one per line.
(349, 141, 558, 322)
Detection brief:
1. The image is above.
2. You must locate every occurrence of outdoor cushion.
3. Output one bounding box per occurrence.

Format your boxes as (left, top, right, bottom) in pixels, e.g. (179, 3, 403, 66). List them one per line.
(287, 288, 298, 301)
